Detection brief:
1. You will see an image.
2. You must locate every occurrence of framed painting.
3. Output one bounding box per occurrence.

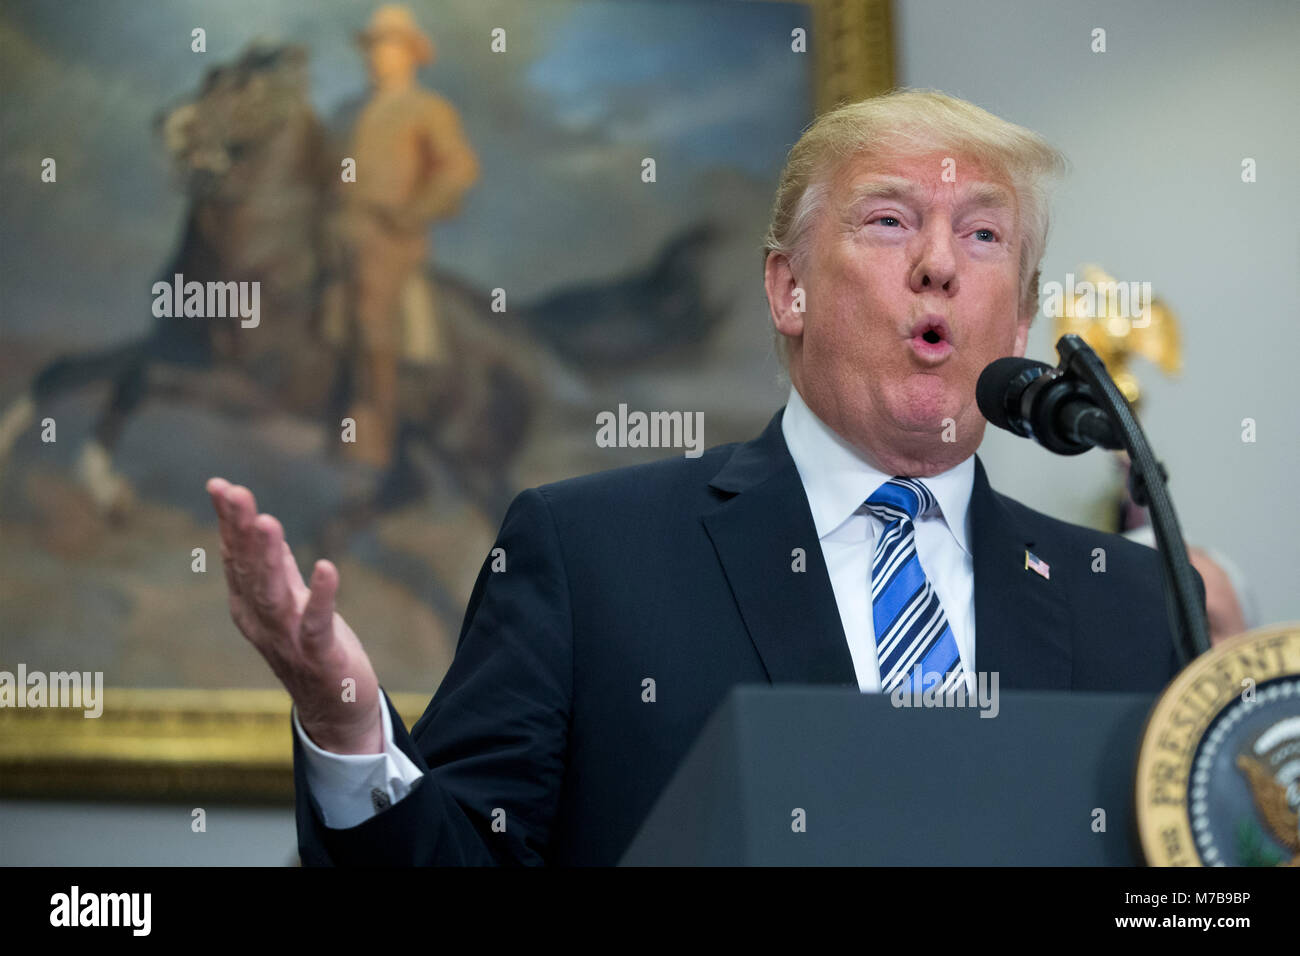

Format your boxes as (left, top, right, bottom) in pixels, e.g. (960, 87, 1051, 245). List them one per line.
(0, 0, 894, 800)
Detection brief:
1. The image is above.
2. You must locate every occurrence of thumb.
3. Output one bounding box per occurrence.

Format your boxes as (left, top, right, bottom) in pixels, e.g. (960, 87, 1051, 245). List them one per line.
(299, 559, 339, 655)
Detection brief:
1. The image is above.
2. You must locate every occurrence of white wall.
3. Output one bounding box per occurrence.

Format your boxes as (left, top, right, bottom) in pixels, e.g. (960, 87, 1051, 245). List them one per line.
(895, 0, 1300, 625)
(0, 800, 298, 866)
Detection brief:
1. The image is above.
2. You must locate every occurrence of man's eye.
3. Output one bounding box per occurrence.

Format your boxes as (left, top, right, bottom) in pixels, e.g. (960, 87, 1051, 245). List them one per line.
(974, 228, 997, 242)
(870, 216, 901, 227)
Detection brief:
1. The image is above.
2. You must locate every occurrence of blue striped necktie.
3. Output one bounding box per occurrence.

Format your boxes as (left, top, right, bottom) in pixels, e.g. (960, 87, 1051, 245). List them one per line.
(864, 477, 965, 693)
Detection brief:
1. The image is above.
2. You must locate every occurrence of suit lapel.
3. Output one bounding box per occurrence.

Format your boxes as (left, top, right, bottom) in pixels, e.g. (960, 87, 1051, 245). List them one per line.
(702, 414, 1072, 690)
(969, 455, 1073, 689)
(702, 409, 858, 687)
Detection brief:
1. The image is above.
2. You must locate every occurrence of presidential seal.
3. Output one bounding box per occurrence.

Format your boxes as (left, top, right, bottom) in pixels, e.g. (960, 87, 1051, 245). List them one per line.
(1135, 622, 1300, 866)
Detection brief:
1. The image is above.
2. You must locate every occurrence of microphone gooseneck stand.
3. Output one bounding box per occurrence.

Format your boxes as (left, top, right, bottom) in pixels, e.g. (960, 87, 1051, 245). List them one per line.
(1053, 334, 1211, 665)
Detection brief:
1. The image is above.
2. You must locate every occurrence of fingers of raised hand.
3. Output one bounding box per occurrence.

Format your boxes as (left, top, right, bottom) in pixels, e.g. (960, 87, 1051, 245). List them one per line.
(207, 479, 243, 596)
(281, 540, 308, 595)
(298, 560, 339, 655)
(223, 485, 261, 582)
(206, 480, 293, 633)
(249, 513, 293, 616)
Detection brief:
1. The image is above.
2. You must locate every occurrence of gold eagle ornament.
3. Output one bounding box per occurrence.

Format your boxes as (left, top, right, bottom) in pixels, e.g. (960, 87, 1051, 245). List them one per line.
(1050, 264, 1182, 408)
(1235, 753, 1300, 866)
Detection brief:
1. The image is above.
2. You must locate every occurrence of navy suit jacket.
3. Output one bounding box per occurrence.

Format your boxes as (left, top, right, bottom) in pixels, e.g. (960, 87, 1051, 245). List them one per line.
(295, 407, 1192, 865)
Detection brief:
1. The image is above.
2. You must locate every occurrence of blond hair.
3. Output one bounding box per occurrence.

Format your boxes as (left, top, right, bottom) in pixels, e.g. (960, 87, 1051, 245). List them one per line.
(763, 88, 1067, 362)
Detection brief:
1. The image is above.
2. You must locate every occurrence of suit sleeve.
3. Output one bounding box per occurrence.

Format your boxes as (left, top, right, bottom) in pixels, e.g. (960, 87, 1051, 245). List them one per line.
(291, 697, 423, 830)
(294, 487, 575, 865)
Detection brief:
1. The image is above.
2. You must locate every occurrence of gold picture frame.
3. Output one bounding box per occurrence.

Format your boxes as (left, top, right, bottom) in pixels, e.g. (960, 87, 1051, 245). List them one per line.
(806, 0, 897, 114)
(0, 688, 430, 802)
(0, 0, 895, 803)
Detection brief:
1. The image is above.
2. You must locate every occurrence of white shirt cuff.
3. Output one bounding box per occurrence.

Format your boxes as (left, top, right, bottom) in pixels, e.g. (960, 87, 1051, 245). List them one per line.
(292, 695, 424, 830)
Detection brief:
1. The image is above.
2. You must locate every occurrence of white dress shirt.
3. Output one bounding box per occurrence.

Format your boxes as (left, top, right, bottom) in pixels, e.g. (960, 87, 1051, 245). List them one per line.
(780, 385, 977, 692)
(293, 693, 422, 829)
(295, 383, 980, 828)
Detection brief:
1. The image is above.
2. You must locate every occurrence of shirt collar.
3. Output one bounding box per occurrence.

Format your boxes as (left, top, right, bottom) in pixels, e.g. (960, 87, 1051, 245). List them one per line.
(780, 384, 974, 553)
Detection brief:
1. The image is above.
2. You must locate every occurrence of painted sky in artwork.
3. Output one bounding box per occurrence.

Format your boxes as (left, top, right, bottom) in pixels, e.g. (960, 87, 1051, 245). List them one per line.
(1, 0, 810, 342)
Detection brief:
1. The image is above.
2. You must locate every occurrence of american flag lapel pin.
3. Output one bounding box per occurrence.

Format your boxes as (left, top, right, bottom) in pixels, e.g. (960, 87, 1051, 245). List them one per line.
(1025, 549, 1050, 580)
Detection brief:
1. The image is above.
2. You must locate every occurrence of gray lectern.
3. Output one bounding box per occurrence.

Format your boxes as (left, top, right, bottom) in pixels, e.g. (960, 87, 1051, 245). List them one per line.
(619, 685, 1156, 865)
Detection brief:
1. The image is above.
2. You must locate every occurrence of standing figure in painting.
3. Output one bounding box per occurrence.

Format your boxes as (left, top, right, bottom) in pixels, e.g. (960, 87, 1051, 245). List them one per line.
(337, 4, 480, 469)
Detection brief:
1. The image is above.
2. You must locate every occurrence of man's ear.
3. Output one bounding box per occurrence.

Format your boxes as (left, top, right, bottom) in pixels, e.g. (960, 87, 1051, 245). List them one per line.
(1012, 311, 1033, 358)
(764, 251, 805, 343)
(1012, 269, 1038, 357)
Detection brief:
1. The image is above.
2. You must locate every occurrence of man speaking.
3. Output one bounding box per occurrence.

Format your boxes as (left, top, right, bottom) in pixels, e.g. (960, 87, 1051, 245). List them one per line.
(206, 89, 1196, 865)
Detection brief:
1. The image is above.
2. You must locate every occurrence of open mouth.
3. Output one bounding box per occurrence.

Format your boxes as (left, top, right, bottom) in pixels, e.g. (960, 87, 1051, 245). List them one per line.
(908, 318, 953, 360)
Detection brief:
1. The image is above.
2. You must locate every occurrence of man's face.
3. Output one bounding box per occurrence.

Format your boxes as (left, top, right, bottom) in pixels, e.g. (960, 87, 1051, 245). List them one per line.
(366, 36, 417, 84)
(768, 149, 1033, 474)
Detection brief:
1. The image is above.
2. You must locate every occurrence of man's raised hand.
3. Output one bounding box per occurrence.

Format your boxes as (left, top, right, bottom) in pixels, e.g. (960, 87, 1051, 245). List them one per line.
(205, 477, 383, 755)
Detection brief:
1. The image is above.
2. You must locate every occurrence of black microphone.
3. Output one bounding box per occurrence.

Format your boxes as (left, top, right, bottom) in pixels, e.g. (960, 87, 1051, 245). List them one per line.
(977, 335, 1209, 663)
(976, 356, 1122, 455)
